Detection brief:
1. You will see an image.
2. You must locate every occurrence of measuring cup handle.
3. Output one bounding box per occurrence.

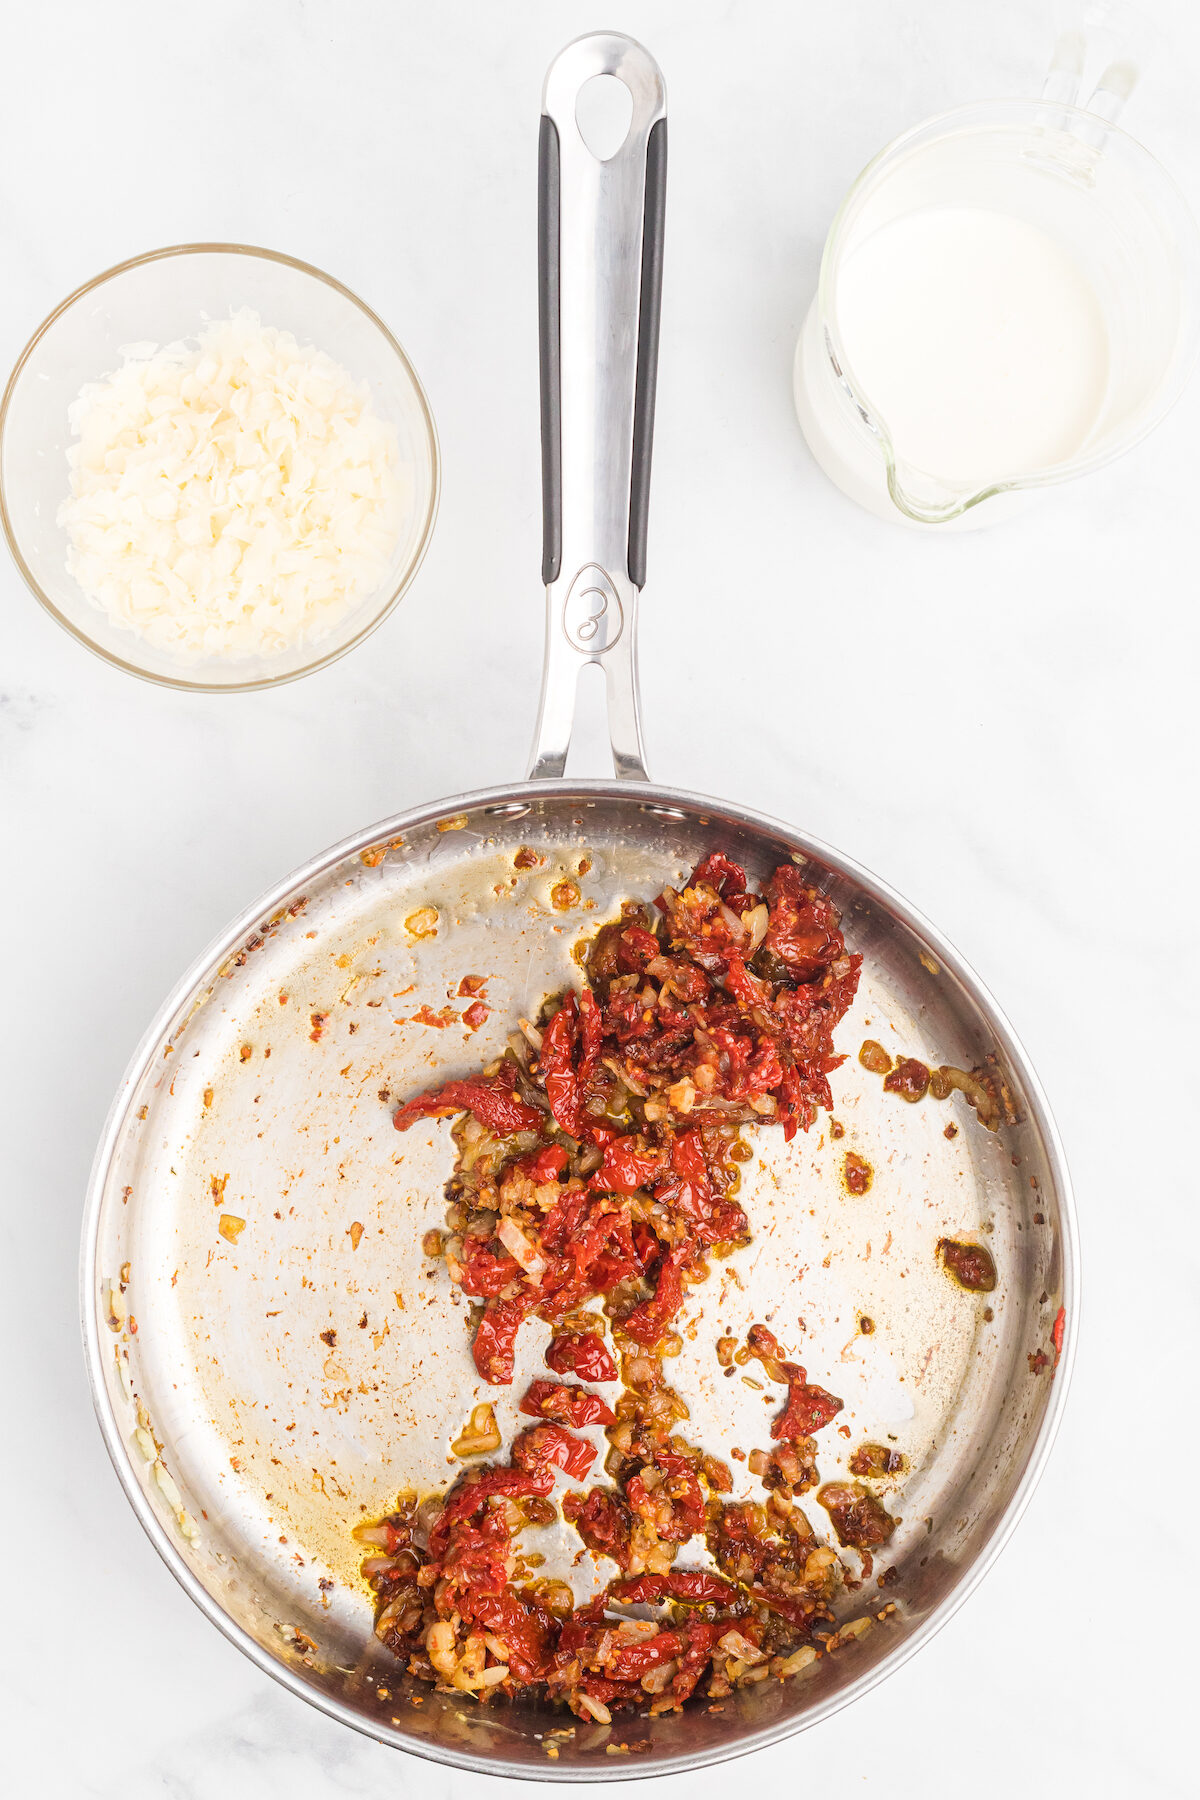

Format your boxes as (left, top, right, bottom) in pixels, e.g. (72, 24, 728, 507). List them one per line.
(1041, 1, 1151, 124)
(528, 33, 667, 783)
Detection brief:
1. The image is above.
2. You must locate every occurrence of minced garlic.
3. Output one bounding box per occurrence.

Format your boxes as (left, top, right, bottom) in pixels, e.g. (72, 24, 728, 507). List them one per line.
(59, 309, 408, 660)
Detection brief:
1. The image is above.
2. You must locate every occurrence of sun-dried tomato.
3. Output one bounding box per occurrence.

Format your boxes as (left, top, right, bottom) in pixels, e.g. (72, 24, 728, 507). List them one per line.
(473, 1292, 537, 1384)
(689, 852, 747, 898)
(540, 995, 584, 1137)
(588, 1138, 664, 1194)
(773, 1371, 843, 1442)
(392, 1065, 542, 1136)
(605, 1629, 683, 1680)
(512, 1423, 597, 1482)
(458, 1236, 524, 1299)
(609, 1570, 737, 1607)
(545, 1331, 617, 1384)
(761, 865, 840, 980)
(429, 1465, 555, 1556)
(561, 1486, 631, 1566)
(670, 1618, 727, 1701)
(519, 1380, 616, 1428)
(469, 1590, 554, 1684)
(619, 1244, 689, 1346)
(516, 1142, 569, 1184)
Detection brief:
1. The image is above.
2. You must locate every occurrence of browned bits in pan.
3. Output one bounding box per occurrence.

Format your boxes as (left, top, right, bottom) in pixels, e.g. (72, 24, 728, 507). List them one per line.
(842, 1151, 873, 1195)
(858, 1039, 893, 1075)
(818, 1481, 897, 1550)
(937, 1237, 997, 1292)
(513, 847, 541, 869)
(883, 1057, 930, 1103)
(550, 880, 580, 910)
(848, 1442, 907, 1478)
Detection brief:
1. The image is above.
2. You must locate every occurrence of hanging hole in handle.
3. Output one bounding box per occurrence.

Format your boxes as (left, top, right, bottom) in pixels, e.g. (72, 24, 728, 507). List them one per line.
(575, 73, 634, 161)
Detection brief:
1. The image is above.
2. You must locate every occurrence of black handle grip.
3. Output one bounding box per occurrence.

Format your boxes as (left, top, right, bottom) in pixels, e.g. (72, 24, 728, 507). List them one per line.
(538, 114, 563, 587)
(628, 117, 666, 591)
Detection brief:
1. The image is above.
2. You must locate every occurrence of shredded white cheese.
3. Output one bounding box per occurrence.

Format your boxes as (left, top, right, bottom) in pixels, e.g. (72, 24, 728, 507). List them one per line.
(59, 309, 409, 661)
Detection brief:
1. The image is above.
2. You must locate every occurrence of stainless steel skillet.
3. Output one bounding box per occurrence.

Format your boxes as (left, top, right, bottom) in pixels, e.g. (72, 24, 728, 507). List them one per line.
(82, 32, 1078, 1783)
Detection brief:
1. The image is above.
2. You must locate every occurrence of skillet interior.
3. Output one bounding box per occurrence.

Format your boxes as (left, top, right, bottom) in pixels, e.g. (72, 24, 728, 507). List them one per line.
(84, 783, 1074, 1780)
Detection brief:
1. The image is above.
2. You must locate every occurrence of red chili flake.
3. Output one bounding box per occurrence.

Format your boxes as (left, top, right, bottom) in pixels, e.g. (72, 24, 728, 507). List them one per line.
(463, 1002, 490, 1032)
(458, 975, 487, 997)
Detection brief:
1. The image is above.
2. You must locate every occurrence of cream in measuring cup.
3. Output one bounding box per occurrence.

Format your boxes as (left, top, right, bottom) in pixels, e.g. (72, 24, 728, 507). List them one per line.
(794, 99, 1200, 526)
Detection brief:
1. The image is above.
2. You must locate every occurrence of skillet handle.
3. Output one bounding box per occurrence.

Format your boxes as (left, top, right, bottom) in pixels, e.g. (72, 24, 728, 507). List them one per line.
(528, 33, 667, 782)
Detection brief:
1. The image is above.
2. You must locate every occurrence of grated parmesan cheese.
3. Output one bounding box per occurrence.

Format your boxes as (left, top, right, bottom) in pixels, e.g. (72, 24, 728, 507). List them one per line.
(58, 309, 409, 661)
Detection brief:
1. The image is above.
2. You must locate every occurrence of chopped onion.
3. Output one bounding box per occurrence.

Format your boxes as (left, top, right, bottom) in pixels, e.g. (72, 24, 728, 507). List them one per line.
(497, 1216, 547, 1279)
(59, 310, 408, 662)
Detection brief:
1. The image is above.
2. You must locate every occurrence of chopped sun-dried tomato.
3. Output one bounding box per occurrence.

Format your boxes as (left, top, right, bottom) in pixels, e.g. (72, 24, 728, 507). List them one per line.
(545, 1332, 617, 1383)
(371, 853, 865, 1712)
(392, 1065, 541, 1136)
(519, 1380, 616, 1428)
(609, 1569, 737, 1607)
(588, 1137, 665, 1193)
(473, 1292, 537, 1384)
(512, 1423, 597, 1482)
(539, 995, 584, 1137)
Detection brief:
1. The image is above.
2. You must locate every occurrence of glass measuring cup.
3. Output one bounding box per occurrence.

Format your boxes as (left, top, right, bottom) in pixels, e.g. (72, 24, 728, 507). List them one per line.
(794, 91, 1200, 526)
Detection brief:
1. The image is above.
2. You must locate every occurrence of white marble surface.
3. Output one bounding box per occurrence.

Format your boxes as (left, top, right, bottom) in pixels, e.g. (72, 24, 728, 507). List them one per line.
(3, 1, 1197, 1794)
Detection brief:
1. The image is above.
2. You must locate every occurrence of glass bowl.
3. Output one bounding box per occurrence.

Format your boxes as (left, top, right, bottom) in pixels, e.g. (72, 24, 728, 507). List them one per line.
(0, 244, 440, 689)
